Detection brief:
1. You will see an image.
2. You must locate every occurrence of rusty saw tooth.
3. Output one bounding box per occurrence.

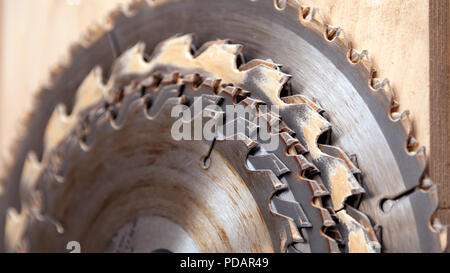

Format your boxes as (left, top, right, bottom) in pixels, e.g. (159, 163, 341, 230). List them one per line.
(238, 59, 282, 71)
(281, 95, 324, 114)
(347, 48, 368, 65)
(220, 86, 248, 105)
(150, 34, 194, 66)
(390, 106, 428, 166)
(248, 153, 290, 178)
(108, 76, 167, 129)
(19, 152, 42, 203)
(140, 74, 162, 90)
(199, 77, 222, 94)
(181, 73, 203, 89)
(314, 145, 365, 212)
(108, 84, 146, 129)
(280, 103, 364, 211)
(160, 72, 181, 86)
(195, 41, 243, 71)
(43, 67, 106, 157)
(193, 39, 233, 57)
(319, 144, 361, 176)
(324, 25, 342, 42)
(279, 132, 319, 176)
(107, 42, 149, 88)
(102, 0, 141, 29)
(251, 127, 337, 251)
(213, 135, 301, 252)
(237, 97, 266, 109)
(336, 209, 381, 253)
(369, 70, 391, 92)
(280, 103, 331, 159)
(181, 75, 335, 251)
(144, 84, 185, 119)
(5, 205, 64, 253)
(343, 205, 381, 250)
(5, 208, 28, 252)
(186, 93, 224, 117)
(43, 104, 72, 157)
(243, 65, 291, 106)
(272, 196, 312, 229)
(72, 67, 107, 114)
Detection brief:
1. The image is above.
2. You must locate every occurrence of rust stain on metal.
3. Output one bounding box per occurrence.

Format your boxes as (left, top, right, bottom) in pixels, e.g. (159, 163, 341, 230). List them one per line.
(348, 228, 370, 253)
(330, 163, 354, 210)
(301, 113, 326, 159)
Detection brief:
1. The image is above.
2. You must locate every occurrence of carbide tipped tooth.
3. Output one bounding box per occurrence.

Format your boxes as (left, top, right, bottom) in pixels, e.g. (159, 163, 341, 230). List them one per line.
(244, 65, 291, 105)
(239, 59, 281, 71)
(151, 34, 194, 67)
(194, 40, 229, 57)
(5, 208, 27, 252)
(319, 144, 360, 174)
(44, 104, 72, 155)
(327, 160, 365, 211)
(282, 95, 323, 113)
(80, 22, 107, 48)
(20, 152, 42, 200)
(145, 84, 184, 118)
(337, 209, 381, 253)
(72, 67, 106, 115)
(194, 43, 244, 83)
(272, 196, 312, 228)
(282, 103, 331, 159)
(248, 153, 290, 178)
(109, 42, 149, 81)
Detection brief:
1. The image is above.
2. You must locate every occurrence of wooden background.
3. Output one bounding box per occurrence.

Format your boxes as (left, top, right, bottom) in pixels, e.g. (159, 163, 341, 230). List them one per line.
(0, 0, 447, 223)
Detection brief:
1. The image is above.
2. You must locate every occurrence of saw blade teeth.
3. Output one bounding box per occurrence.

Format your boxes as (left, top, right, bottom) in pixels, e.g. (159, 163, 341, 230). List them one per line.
(325, 25, 342, 42)
(151, 34, 194, 66)
(298, 6, 317, 22)
(245, 65, 291, 105)
(431, 217, 448, 251)
(19, 152, 42, 201)
(72, 66, 106, 115)
(281, 95, 323, 113)
(109, 42, 149, 80)
(285, 103, 331, 159)
(347, 48, 369, 64)
(194, 43, 244, 83)
(103, 0, 139, 29)
(239, 59, 281, 71)
(126, 0, 147, 15)
(80, 22, 107, 48)
(390, 108, 411, 127)
(43, 104, 73, 156)
(194, 40, 230, 57)
(336, 209, 381, 253)
(5, 207, 27, 252)
(195, 42, 243, 60)
(275, 212, 304, 251)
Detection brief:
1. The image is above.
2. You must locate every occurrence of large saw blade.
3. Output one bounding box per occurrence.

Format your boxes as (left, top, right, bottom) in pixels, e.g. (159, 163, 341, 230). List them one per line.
(0, 0, 446, 252)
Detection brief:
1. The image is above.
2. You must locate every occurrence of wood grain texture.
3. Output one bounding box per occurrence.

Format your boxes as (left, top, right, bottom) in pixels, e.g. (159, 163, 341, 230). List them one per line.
(0, 0, 3, 174)
(429, 0, 449, 226)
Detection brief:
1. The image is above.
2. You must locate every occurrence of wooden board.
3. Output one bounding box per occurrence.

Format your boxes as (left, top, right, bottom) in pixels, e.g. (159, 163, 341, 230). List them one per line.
(429, 0, 449, 226)
(0, 0, 447, 223)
